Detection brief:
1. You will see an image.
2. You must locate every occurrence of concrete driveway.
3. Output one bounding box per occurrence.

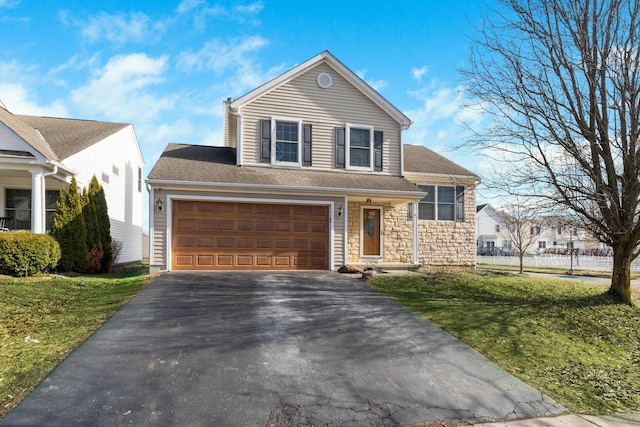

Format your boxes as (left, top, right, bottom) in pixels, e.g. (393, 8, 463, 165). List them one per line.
(1, 271, 564, 426)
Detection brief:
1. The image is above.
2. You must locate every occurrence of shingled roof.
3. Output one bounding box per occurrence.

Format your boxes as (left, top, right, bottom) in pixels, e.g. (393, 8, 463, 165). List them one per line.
(0, 106, 129, 161)
(15, 114, 129, 160)
(148, 143, 424, 196)
(403, 144, 478, 178)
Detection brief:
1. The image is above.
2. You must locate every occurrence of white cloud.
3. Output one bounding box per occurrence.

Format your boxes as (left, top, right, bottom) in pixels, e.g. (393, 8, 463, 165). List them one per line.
(235, 2, 264, 14)
(77, 12, 164, 45)
(177, 1, 263, 30)
(355, 69, 388, 92)
(176, 0, 204, 14)
(411, 65, 429, 81)
(0, 0, 19, 8)
(0, 60, 69, 116)
(177, 35, 268, 73)
(70, 53, 173, 122)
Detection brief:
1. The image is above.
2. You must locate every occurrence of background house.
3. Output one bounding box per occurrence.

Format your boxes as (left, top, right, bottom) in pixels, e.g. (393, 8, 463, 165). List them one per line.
(0, 106, 145, 264)
(476, 204, 603, 256)
(147, 51, 479, 272)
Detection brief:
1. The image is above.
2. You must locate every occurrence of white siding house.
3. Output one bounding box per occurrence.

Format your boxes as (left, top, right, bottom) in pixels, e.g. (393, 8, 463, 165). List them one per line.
(0, 106, 145, 265)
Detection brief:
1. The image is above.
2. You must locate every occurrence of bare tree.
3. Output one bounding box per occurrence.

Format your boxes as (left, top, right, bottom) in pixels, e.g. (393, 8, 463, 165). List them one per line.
(498, 201, 546, 273)
(462, 0, 640, 304)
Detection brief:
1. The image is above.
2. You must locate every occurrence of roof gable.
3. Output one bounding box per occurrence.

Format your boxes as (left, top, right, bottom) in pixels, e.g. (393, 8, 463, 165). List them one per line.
(0, 107, 58, 161)
(229, 51, 412, 128)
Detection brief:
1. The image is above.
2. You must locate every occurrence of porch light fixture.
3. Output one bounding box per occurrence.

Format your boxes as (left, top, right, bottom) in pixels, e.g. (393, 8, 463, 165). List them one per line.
(336, 205, 343, 217)
(156, 198, 164, 212)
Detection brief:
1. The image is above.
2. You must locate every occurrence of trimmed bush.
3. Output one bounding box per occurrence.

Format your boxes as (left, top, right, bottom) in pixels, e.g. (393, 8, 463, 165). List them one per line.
(0, 231, 61, 277)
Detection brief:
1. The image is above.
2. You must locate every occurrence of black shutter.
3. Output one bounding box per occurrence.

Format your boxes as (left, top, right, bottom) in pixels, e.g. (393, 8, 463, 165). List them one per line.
(303, 124, 312, 166)
(374, 130, 383, 171)
(335, 127, 345, 168)
(455, 186, 465, 222)
(260, 119, 271, 163)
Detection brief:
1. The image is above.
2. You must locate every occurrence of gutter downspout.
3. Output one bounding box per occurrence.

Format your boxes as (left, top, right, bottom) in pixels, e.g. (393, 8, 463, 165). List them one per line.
(147, 183, 154, 268)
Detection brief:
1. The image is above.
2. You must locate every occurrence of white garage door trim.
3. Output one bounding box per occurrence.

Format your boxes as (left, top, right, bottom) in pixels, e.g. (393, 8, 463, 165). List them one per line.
(165, 195, 335, 271)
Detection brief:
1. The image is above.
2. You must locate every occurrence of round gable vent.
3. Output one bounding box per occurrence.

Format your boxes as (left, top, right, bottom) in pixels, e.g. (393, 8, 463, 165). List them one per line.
(317, 72, 333, 89)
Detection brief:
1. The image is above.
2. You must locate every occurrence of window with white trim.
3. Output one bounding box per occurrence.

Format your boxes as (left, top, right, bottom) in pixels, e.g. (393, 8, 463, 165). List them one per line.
(346, 123, 373, 170)
(271, 118, 301, 165)
(417, 185, 465, 221)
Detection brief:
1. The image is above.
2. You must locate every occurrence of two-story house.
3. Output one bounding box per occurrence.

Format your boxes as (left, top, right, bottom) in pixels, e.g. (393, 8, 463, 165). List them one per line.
(147, 51, 479, 272)
(0, 106, 145, 264)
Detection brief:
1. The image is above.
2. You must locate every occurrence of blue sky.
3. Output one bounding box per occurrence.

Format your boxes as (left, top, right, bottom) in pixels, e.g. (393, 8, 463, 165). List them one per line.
(1, 0, 491, 208)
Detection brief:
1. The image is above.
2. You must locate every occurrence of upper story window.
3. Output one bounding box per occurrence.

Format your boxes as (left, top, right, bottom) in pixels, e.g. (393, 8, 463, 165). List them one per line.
(335, 125, 383, 171)
(260, 117, 311, 167)
(417, 185, 465, 222)
(273, 119, 300, 164)
(347, 124, 373, 170)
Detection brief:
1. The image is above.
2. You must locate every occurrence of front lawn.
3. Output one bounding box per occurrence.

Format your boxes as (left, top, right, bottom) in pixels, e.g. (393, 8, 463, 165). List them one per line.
(370, 271, 640, 415)
(0, 264, 153, 419)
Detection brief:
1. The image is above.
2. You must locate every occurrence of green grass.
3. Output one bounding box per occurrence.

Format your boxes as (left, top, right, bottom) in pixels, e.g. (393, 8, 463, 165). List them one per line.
(476, 263, 640, 279)
(370, 271, 640, 415)
(0, 264, 153, 419)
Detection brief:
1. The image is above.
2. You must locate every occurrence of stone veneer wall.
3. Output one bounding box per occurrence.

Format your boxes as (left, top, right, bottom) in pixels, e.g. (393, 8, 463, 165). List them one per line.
(417, 187, 477, 267)
(346, 202, 413, 264)
(346, 189, 477, 267)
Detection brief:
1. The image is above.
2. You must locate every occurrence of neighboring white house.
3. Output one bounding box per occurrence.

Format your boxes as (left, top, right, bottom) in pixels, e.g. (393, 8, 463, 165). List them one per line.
(0, 106, 145, 264)
(477, 204, 602, 255)
(476, 204, 512, 255)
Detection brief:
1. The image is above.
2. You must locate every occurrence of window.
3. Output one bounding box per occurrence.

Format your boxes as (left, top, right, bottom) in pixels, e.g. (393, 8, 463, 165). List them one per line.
(346, 123, 373, 169)
(113, 165, 120, 176)
(417, 185, 465, 221)
(495, 224, 501, 233)
(5, 189, 59, 231)
(538, 241, 546, 249)
(262, 118, 311, 166)
(102, 172, 110, 184)
(531, 226, 540, 235)
(557, 226, 563, 234)
(418, 185, 435, 220)
(335, 125, 382, 171)
(138, 167, 143, 192)
(274, 120, 299, 163)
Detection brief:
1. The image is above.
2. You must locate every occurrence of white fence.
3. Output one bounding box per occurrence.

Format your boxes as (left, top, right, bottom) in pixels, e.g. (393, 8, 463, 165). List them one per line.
(477, 254, 640, 272)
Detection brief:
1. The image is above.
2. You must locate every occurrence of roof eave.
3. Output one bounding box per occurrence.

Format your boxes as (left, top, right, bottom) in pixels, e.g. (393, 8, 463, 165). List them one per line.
(146, 178, 426, 200)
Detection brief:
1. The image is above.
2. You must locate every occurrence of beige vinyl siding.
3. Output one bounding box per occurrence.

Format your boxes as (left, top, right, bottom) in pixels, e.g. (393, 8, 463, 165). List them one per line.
(151, 192, 167, 267)
(238, 62, 403, 176)
(149, 187, 345, 270)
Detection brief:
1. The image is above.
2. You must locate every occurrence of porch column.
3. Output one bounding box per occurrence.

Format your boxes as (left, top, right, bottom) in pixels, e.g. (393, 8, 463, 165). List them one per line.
(412, 202, 419, 264)
(31, 169, 45, 234)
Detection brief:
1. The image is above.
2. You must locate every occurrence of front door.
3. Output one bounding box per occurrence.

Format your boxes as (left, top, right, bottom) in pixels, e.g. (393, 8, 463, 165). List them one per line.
(362, 207, 382, 257)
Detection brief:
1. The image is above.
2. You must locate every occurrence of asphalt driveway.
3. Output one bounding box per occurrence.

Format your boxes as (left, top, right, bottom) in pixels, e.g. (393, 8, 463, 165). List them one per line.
(1, 271, 564, 426)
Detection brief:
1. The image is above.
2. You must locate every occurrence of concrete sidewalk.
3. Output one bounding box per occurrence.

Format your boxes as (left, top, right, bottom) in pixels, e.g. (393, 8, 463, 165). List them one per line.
(472, 411, 640, 426)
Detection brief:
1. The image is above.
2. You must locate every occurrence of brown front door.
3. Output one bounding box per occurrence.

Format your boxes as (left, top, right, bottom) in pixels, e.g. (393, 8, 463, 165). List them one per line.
(362, 208, 381, 257)
(171, 200, 329, 270)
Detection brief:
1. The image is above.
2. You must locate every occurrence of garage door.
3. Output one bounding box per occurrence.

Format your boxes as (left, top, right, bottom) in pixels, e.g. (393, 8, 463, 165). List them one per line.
(172, 200, 329, 270)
